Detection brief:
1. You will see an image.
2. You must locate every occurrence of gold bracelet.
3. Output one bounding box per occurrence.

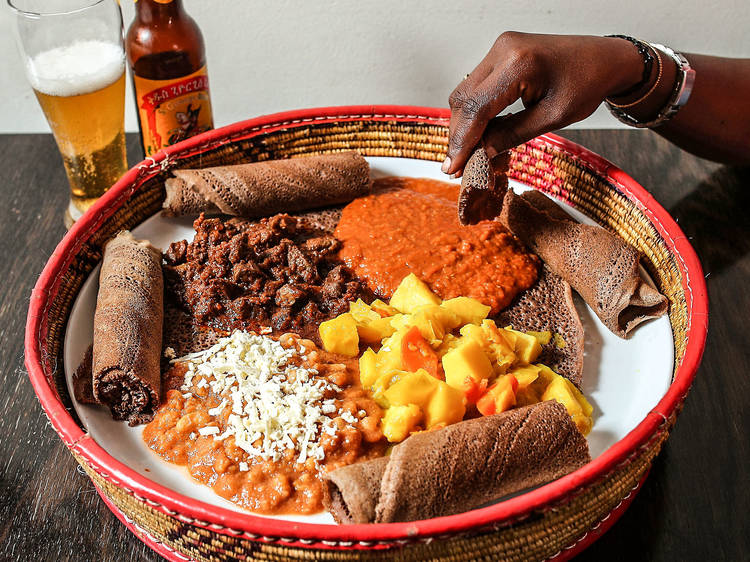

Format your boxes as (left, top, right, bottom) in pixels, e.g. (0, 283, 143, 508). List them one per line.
(607, 44, 663, 109)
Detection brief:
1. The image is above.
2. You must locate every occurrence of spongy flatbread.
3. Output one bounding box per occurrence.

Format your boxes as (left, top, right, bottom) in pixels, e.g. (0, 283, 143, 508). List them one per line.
(163, 152, 371, 218)
(324, 400, 590, 524)
(500, 189, 668, 338)
(496, 265, 584, 387)
(92, 231, 163, 426)
(458, 147, 509, 225)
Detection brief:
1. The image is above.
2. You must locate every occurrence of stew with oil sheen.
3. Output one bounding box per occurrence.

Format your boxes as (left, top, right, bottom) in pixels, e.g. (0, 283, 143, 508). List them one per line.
(335, 177, 540, 314)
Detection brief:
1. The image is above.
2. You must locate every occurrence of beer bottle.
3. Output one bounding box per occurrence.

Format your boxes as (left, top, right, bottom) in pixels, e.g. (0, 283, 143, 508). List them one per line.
(126, 0, 213, 157)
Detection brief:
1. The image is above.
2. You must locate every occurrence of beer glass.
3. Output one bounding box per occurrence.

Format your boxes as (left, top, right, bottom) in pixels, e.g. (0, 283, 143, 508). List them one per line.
(8, 0, 128, 226)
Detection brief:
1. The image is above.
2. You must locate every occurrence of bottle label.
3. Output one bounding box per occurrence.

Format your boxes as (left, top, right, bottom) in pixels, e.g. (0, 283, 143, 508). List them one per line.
(134, 65, 213, 156)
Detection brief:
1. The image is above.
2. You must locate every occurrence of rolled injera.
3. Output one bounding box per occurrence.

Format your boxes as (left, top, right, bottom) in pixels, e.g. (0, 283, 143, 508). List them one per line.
(162, 151, 372, 217)
(499, 189, 668, 337)
(323, 400, 590, 524)
(92, 231, 163, 426)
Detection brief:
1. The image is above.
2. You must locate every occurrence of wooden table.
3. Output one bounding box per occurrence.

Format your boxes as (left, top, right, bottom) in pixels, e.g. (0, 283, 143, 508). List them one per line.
(1, 131, 747, 561)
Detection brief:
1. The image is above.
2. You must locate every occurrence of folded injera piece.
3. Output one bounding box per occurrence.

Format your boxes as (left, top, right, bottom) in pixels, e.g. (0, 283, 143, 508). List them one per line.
(500, 189, 668, 338)
(496, 264, 584, 387)
(162, 151, 372, 217)
(92, 231, 164, 426)
(458, 146, 510, 225)
(323, 400, 590, 524)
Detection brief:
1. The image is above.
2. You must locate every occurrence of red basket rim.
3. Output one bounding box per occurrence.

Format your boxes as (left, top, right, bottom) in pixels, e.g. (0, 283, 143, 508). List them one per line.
(25, 105, 708, 546)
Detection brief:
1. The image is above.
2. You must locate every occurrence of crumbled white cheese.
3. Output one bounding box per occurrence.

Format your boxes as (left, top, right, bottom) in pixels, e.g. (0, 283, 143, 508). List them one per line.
(163, 346, 176, 359)
(239, 462, 249, 472)
(208, 399, 227, 417)
(199, 426, 220, 436)
(176, 330, 349, 465)
(189, 432, 196, 440)
(182, 392, 193, 399)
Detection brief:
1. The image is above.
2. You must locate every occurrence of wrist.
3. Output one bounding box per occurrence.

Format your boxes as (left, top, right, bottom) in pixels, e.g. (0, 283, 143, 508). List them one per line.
(604, 36, 651, 98)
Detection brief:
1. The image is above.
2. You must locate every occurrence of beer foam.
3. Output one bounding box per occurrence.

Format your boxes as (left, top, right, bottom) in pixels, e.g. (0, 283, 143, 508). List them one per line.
(27, 40, 125, 97)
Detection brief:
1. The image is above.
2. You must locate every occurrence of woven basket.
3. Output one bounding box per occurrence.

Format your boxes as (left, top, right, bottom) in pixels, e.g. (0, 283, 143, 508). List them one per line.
(25, 106, 708, 561)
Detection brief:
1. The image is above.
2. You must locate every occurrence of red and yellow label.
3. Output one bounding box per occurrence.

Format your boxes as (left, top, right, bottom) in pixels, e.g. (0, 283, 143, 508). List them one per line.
(134, 65, 213, 156)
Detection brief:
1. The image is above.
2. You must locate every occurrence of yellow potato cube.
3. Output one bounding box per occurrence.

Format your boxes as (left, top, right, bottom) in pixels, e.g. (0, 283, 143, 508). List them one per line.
(529, 364, 558, 395)
(441, 296, 491, 326)
(349, 299, 381, 324)
(319, 313, 359, 357)
(505, 328, 543, 364)
(482, 320, 515, 353)
(370, 370, 407, 407)
(389, 305, 460, 345)
(424, 382, 466, 429)
(390, 311, 438, 343)
(384, 369, 440, 408)
(420, 305, 462, 336)
(376, 329, 408, 372)
(389, 273, 441, 313)
(357, 316, 397, 344)
(509, 364, 541, 390)
(359, 348, 379, 388)
(542, 376, 586, 418)
(442, 338, 494, 393)
(382, 404, 422, 442)
(459, 323, 489, 348)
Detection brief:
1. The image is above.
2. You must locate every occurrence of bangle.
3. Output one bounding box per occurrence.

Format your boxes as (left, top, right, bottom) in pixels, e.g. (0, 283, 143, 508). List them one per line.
(606, 42, 695, 129)
(607, 44, 662, 109)
(605, 35, 655, 98)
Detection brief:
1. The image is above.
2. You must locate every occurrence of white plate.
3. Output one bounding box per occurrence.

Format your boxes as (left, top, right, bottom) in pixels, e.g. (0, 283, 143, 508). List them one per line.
(64, 156, 674, 525)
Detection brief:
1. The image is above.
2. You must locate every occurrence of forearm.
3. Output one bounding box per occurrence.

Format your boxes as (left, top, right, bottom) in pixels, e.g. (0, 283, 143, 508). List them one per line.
(654, 54, 750, 165)
(607, 44, 750, 166)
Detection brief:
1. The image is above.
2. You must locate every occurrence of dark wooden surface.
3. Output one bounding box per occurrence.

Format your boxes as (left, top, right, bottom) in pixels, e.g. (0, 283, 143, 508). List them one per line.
(1, 130, 748, 561)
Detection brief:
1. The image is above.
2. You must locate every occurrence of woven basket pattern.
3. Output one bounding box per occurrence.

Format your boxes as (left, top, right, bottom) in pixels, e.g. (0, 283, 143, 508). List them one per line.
(42, 119, 688, 561)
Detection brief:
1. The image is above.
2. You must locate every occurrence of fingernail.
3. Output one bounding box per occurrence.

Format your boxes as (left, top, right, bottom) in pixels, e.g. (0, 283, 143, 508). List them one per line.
(441, 157, 451, 174)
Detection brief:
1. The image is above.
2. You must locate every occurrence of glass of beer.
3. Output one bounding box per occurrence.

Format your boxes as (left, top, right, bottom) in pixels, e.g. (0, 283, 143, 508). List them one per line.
(8, 0, 128, 226)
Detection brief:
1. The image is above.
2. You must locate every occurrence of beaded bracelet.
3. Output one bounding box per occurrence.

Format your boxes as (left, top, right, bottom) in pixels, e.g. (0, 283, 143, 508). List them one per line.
(605, 35, 655, 98)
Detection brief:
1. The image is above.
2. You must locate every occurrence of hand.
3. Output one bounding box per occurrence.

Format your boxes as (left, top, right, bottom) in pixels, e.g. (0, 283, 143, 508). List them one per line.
(443, 32, 645, 175)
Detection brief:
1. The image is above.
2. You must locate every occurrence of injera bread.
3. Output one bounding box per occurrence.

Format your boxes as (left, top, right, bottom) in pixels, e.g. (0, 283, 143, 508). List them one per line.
(92, 231, 163, 426)
(496, 265, 584, 388)
(500, 189, 668, 338)
(72, 346, 96, 405)
(162, 152, 372, 217)
(458, 146, 509, 225)
(323, 400, 590, 524)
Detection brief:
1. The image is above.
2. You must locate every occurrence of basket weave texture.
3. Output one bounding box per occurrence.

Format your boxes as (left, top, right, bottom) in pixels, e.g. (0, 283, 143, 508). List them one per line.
(31, 112, 699, 561)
